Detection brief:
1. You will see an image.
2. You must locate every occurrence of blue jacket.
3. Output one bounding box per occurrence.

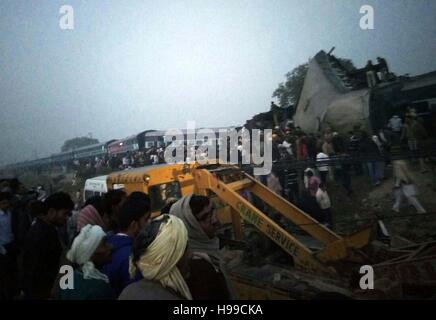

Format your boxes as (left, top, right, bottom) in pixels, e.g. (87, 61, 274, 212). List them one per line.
(102, 234, 142, 296)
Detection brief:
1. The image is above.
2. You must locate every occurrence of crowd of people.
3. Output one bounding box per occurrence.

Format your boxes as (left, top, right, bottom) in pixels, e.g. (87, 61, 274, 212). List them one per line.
(257, 107, 431, 226)
(71, 147, 167, 180)
(0, 178, 232, 300)
(67, 105, 430, 188)
(1, 106, 433, 300)
(2, 158, 427, 300)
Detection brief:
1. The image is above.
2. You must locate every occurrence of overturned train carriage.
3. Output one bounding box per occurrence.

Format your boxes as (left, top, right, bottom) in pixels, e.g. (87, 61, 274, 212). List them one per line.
(293, 50, 436, 134)
(293, 50, 371, 133)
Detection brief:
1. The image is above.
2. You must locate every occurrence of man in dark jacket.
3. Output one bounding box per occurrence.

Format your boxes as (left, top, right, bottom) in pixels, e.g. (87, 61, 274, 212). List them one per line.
(348, 131, 363, 175)
(306, 134, 318, 160)
(102, 194, 150, 296)
(0, 182, 39, 299)
(21, 192, 74, 299)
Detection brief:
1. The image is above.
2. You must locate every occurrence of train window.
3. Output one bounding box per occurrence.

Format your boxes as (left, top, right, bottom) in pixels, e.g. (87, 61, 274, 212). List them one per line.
(148, 181, 182, 212)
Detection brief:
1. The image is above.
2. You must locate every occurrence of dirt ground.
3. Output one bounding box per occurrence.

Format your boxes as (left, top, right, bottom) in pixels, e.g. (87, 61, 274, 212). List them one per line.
(329, 162, 436, 244)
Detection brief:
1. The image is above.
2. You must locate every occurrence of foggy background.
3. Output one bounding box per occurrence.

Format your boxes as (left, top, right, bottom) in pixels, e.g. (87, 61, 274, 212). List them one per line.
(1, 0, 436, 165)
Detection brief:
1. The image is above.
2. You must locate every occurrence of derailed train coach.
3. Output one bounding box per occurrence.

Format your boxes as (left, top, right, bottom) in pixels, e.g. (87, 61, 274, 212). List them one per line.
(3, 130, 167, 172)
(50, 140, 116, 165)
(293, 50, 436, 134)
(73, 140, 116, 161)
(1, 155, 53, 175)
(3, 140, 117, 172)
(107, 130, 165, 156)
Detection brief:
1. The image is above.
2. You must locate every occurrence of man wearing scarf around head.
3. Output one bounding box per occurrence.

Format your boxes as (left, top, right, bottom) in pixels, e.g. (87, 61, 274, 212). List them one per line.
(169, 194, 232, 300)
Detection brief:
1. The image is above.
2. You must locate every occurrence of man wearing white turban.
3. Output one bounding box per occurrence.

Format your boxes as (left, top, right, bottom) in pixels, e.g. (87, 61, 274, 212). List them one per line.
(57, 224, 115, 300)
(119, 214, 192, 300)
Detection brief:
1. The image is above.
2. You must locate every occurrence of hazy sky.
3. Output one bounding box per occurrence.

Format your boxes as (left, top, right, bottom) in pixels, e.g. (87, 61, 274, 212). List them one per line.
(1, 0, 436, 165)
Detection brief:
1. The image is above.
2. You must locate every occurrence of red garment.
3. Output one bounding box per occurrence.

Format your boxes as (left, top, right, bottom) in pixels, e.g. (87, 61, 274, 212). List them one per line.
(302, 144, 308, 158)
(298, 140, 308, 160)
(76, 205, 107, 232)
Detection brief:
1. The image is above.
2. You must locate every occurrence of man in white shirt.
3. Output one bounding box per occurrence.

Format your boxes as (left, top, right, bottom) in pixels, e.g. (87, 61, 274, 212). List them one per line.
(267, 171, 283, 196)
(315, 183, 332, 228)
(279, 138, 293, 157)
(151, 154, 159, 165)
(316, 151, 329, 184)
(388, 115, 402, 145)
(122, 154, 131, 168)
(388, 115, 402, 132)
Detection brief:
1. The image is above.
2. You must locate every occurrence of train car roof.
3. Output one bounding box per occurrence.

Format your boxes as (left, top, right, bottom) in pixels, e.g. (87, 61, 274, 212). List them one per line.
(108, 135, 138, 147)
(138, 129, 158, 135)
(73, 141, 108, 152)
(157, 126, 239, 135)
(51, 150, 73, 157)
(105, 139, 117, 145)
(144, 130, 166, 136)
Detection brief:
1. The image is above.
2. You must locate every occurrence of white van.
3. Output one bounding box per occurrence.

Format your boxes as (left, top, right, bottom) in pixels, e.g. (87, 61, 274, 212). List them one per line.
(83, 175, 108, 201)
(83, 175, 125, 202)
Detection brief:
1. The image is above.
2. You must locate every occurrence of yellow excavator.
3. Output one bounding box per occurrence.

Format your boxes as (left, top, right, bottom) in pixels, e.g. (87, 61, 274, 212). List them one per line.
(105, 162, 436, 299)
